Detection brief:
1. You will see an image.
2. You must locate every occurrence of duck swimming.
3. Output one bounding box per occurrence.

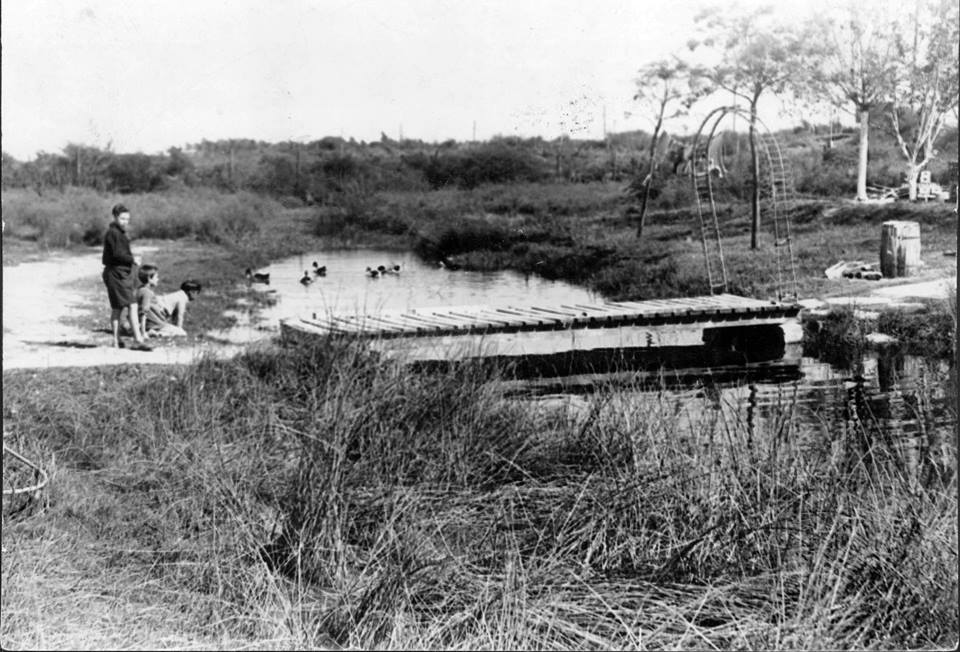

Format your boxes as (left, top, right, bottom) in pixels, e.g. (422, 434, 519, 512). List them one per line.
(245, 268, 271, 284)
(437, 258, 460, 270)
(300, 271, 314, 286)
(365, 266, 381, 278)
(312, 261, 327, 276)
(383, 264, 401, 275)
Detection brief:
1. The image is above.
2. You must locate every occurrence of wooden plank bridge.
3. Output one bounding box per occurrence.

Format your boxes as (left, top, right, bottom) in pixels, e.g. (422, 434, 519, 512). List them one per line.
(280, 294, 802, 371)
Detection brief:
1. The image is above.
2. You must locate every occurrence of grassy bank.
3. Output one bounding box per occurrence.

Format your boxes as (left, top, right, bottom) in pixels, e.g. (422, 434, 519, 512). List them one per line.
(3, 343, 956, 649)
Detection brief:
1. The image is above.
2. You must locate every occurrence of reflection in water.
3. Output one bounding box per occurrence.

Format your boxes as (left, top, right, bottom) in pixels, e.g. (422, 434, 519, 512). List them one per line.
(519, 351, 955, 491)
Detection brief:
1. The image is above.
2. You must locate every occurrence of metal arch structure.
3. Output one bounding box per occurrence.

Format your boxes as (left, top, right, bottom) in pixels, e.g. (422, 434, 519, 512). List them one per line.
(689, 106, 799, 302)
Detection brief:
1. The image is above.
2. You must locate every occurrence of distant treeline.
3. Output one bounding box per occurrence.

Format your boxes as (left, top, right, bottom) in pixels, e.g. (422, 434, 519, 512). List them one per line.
(2, 123, 957, 204)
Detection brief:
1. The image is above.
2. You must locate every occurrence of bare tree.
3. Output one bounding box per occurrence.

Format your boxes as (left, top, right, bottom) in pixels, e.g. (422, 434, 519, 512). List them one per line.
(808, 2, 899, 201)
(631, 58, 708, 239)
(887, 0, 959, 199)
(690, 3, 818, 249)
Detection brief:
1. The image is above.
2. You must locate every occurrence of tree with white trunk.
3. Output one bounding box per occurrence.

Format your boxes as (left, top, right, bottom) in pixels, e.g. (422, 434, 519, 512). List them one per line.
(807, 2, 900, 201)
(886, 0, 959, 200)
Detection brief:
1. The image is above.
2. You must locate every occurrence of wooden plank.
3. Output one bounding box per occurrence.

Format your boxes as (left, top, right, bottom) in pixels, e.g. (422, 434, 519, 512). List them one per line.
(716, 294, 768, 307)
(405, 312, 485, 332)
(310, 320, 359, 336)
(446, 311, 511, 328)
(386, 312, 450, 330)
(470, 309, 528, 327)
(343, 315, 409, 333)
(286, 318, 352, 336)
(527, 306, 579, 320)
(662, 297, 712, 309)
(565, 303, 628, 315)
(413, 312, 474, 330)
(305, 316, 367, 335)
(608, 300, 684, 316)
(493, 307, 560, 327)
(374, 315, 436, 333)
(396, 313, 447, 328)
(574, 303, 649, 320)
(558, 306, 625, 324)
(609, 299, 679, 311)
(559, 304, 618, 317)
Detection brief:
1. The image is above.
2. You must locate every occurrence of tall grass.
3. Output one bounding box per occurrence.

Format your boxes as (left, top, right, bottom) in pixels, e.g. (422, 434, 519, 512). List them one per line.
(3, 340, 956, 649)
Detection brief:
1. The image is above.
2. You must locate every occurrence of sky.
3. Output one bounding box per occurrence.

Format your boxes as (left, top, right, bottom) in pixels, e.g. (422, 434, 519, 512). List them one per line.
(2, 0, 839, 160)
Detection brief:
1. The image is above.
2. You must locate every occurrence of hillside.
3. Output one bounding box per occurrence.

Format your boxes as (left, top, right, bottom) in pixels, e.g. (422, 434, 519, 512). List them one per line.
(3, 123, 957, 209)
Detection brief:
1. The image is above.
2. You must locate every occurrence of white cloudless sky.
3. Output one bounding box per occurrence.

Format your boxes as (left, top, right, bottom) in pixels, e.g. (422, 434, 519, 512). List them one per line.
(2, 0, 839, 160)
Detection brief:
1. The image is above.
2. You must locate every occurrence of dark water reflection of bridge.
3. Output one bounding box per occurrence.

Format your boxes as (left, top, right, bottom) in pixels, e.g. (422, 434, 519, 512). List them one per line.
(513, 349, 955, 488)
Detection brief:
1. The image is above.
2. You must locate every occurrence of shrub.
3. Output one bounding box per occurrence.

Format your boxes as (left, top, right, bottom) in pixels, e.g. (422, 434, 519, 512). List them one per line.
(878, 300, 956, 359)
(408, 142, 549, 189)
(195, 191, 272, 244)
(805, 306, 867, 370)
(1, 188, 106, 247)
(651, 176, 695, 210)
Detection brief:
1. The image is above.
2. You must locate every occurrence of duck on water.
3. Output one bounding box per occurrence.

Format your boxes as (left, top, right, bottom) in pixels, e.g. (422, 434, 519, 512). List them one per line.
(245, 268, 271, 284)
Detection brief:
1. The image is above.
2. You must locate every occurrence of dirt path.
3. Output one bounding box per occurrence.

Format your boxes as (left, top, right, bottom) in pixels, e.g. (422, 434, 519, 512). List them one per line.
(2, 248, 249, 370)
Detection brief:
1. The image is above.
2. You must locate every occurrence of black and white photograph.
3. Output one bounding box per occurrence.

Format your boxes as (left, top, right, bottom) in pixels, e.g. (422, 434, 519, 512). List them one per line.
(2, 0, 957, 649)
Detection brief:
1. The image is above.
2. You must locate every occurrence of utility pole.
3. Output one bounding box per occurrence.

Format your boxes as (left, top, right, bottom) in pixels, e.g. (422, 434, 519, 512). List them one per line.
(295, 141, 301, 194)
(473, 120, 476, 142)
(603, 106, 613, 180)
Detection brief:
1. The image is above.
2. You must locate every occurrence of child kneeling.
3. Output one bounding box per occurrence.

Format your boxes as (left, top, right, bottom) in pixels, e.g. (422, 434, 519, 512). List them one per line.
(137, 265, 202, 337)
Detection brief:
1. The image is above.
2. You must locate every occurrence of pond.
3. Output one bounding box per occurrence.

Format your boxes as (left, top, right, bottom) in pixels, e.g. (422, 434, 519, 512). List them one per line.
(216, 247, 956, 483)
(219, 248, 598, 342)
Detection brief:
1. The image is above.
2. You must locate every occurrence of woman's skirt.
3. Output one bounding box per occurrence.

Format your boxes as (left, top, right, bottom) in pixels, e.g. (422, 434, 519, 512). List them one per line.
(102, 265, 136, 309)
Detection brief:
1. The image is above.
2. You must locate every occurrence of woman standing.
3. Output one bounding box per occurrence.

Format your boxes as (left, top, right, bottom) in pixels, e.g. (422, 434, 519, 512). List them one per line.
(102, 203, 149, 349)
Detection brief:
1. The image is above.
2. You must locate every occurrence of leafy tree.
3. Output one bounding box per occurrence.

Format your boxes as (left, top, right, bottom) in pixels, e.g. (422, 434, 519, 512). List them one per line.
(106, 153, 164, 193)
(164, 146, 197, 185)
(253, 155, 298, 196)
(62, 143, 113, 190)
(33, 152, 73, 192)
(1, 152, 29, 189)
(808, 2, 900, 200)
(689, 3, 818, 248)
(630, 58, 709, 239)
(886, 0, 959, 199)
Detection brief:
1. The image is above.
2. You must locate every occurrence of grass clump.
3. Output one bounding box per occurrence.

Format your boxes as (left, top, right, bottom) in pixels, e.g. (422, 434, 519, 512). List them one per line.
(3, 337, 956, 649)
(878, 293, 958, 359)
(804, 306, 868, 370)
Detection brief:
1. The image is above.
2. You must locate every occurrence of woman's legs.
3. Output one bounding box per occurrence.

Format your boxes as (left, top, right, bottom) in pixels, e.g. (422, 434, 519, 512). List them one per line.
(110, 307, 124, 347)
(128, 303, 146, 343)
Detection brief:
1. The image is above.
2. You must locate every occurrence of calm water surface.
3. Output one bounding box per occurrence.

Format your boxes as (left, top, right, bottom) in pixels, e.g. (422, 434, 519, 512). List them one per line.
(244, 249, 598, 325)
